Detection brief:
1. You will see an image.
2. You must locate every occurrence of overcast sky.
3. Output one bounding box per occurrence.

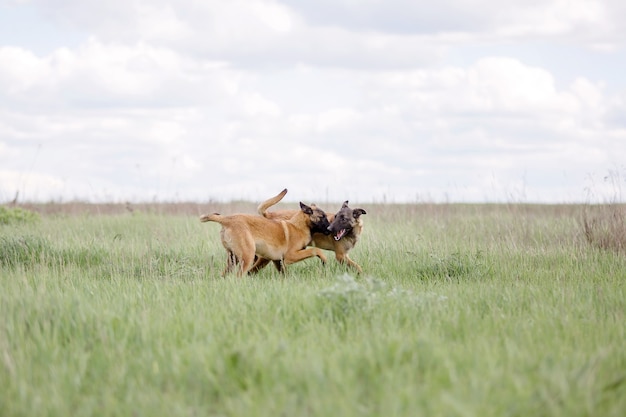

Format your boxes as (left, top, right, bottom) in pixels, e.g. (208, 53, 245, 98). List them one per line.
(1, 0, 625, 204)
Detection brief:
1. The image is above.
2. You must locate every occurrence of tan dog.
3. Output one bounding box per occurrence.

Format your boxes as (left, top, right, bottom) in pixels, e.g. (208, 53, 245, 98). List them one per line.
(200, 199, 330, 277)
(255, 189, 367, 273)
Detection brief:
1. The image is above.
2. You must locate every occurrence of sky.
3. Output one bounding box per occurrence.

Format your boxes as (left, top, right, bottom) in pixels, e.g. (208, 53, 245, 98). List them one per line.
(1, 0, 625, 204)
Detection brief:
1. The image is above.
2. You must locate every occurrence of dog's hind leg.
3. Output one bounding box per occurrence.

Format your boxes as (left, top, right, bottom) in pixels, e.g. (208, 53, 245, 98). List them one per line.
(235, 235, 257, 277)
(238, 254, 256, 277)
(222, 250, 238, 276)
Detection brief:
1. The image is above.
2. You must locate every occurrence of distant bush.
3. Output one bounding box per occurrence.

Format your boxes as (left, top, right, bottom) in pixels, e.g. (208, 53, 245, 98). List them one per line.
(582, 204, 626, 253)
(0, 206, 41, 225)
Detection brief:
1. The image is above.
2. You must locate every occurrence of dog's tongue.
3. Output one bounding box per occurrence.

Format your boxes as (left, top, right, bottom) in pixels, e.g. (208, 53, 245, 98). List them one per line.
(333, 229, 346, 241)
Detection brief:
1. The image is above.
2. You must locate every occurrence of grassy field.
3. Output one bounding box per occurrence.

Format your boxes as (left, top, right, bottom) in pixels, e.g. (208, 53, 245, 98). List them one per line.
(1, 202, 625, 416)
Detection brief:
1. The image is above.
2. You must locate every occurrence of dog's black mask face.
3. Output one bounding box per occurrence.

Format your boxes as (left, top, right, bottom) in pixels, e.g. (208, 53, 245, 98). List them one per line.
(300, 202, 331, 235)
(309, 206, 331, 235)
(327, 201, 366, 241)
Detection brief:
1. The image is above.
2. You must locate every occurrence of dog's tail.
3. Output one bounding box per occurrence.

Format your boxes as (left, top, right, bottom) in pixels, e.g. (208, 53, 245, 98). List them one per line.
(257, 188, 287, 217)
(199, 213, 222, 223)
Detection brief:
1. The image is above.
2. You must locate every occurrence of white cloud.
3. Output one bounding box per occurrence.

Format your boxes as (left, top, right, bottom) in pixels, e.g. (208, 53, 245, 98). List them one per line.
(0, 39, 244, 111)
(0, 0, 625, 204)
(368, 57, 586, 119)
(0, 169, 65, 202)
(283, 0, 625, 50)
(0, 47, 47, 93)
(316, 108, 363, 133)
(494, 0, 610, 37)
(136, 3, 191, 41)
(240, 93, 282, 117)
(245, 0, 294, 33)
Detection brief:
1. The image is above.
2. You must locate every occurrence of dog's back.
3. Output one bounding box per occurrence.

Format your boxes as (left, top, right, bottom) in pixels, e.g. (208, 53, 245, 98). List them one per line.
(200, 213, 287, 262)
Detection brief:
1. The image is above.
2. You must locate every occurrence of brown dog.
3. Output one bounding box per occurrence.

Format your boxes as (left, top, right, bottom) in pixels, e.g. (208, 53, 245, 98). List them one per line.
(200, 200, 330, 277)
(255, 189, 367, 273)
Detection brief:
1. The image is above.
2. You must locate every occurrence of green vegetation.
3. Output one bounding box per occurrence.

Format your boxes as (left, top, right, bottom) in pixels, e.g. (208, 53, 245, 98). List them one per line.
(0, 206, 40, 225)
(1, 204, 625, 416)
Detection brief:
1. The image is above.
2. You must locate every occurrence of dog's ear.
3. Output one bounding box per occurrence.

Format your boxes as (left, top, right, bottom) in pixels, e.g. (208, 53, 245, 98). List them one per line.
(299, 202, 313, 215)
(353, 208, 366, 218)
(341, 201, 349, 209)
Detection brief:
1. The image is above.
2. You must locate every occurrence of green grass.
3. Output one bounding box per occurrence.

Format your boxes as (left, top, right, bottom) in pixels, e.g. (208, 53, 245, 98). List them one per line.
(1, 204, 625, 416)
(0, 206, 41, 226)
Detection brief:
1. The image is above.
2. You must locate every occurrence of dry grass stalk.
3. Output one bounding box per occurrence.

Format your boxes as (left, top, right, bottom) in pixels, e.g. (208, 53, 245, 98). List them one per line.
(583, 204, 626, 253)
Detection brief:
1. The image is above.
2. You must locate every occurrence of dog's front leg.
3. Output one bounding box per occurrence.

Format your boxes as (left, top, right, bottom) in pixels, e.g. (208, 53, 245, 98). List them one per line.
(272, 259, 284, 273)
(284, 247, 327, 265)
(336, 253, 362, 274)
(249, 257, 271, 274)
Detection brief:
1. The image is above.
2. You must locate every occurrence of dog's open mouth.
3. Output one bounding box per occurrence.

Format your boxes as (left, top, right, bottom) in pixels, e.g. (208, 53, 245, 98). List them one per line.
(333, 229, 346, 241)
